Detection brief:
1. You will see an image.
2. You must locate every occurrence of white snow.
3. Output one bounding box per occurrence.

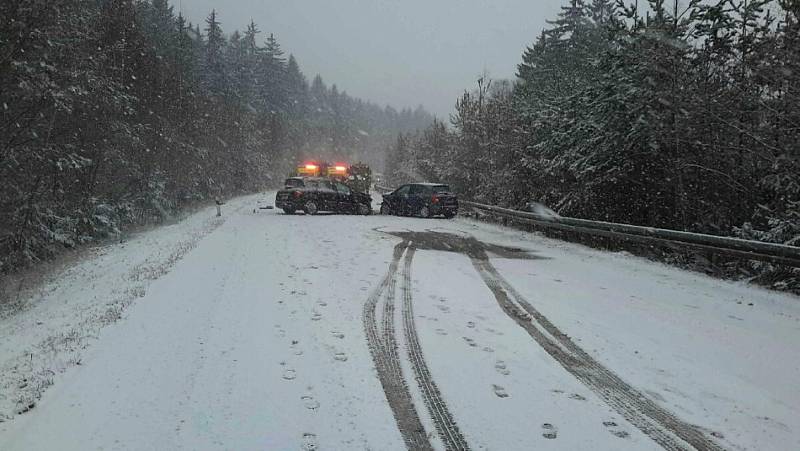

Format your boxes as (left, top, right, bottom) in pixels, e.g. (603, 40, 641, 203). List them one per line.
(1, 192, 798, 450)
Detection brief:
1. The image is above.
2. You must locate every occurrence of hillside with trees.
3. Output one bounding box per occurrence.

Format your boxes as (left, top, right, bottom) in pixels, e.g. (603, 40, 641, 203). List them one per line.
(0, 0, 432, 272)
(386, 0, 800, 289)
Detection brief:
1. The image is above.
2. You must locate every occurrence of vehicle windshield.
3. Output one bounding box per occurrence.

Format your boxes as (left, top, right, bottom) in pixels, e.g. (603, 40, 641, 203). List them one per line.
(3, 1, 797, 450)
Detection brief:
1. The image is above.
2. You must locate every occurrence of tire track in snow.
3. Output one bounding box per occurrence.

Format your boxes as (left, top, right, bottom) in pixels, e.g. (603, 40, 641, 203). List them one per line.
(377, 229, 726, 450)
(362, 242, 432, 451)
(471, 256, 726, 451)
(401, 246, 471, 451)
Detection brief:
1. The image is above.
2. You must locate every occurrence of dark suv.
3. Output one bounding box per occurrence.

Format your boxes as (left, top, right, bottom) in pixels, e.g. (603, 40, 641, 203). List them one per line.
(276, 177, 372, 215)
(380, 183, 458, 218)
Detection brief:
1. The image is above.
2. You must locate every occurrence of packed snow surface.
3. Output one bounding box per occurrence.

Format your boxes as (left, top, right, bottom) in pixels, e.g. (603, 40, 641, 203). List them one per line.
(0, 192, 798, 450)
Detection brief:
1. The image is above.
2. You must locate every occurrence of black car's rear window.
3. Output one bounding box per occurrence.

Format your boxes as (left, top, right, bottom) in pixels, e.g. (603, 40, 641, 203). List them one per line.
(431, 185, 450, 193)
(285, 178, 304, 188)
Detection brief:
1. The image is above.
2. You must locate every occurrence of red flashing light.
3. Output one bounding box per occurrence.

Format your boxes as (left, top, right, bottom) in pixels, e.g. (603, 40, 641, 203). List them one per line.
(431, 195, 439, 204)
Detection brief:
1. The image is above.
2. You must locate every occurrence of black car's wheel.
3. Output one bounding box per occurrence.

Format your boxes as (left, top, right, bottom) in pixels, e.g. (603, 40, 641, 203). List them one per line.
(418, 206, 432, 218)
(380, 203, 391, 215)
(283, 208, 295, 215)
(444, 211, 456, 219)
(304, 201, 318, 215)
(358, 203, 372, 215)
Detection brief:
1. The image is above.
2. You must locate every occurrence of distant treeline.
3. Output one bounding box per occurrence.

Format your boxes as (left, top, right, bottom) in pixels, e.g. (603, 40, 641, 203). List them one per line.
(0, 0, 433, 272)
(386, 0, 800, 289)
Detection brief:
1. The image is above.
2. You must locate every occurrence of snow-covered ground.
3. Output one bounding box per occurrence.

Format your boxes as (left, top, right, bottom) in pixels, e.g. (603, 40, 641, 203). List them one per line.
(0, 191, 798, 450)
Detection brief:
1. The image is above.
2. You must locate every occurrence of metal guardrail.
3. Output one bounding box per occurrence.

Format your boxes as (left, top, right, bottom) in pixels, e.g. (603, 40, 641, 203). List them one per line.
(374, 184, 800, 267)
(463, 201, 800, 267)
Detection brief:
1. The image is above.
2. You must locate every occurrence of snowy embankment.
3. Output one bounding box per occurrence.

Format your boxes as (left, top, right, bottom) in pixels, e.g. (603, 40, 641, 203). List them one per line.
(0, 191, 798, 450)
(0, 196, 255, 419)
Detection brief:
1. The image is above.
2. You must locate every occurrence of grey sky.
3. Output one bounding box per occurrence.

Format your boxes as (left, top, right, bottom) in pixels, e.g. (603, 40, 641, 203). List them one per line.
(176, 0, 565, 118)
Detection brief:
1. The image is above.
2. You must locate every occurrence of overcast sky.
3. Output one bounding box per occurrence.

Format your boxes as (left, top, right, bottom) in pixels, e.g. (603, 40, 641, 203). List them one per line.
(176, 0, 565, 118)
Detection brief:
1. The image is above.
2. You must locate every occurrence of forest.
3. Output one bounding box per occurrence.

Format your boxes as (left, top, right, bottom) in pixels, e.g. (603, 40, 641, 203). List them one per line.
(386, 0, 800, 288)
(0, 0, 433, 272)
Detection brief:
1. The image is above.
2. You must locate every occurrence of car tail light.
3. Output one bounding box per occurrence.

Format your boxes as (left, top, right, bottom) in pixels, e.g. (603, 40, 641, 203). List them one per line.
(431, 195, 439, 204)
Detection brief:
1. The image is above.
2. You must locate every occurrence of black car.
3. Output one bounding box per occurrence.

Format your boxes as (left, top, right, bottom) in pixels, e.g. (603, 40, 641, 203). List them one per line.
(275, 177, 372, 215)
(380, 183, 458, 218)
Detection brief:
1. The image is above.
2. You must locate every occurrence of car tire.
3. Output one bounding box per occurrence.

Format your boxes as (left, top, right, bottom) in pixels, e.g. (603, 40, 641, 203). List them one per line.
(418, 206, 431, 218)
(358, 203, 372, 215)
(380, 203, 391, 215)
(283, 208, 295, 215)
(304, 201, 318, 215)
(444, 211, 456, 219)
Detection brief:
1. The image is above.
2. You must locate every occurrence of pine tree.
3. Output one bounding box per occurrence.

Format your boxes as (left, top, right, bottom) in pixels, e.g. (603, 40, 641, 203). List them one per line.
(203, 9, 227, 96)
(286, 54, 310, 119)
(259, 33, 288, 112)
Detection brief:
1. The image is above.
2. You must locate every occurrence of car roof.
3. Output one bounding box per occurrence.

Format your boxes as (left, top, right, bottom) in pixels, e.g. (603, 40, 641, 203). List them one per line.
(406, 182, 448, 186)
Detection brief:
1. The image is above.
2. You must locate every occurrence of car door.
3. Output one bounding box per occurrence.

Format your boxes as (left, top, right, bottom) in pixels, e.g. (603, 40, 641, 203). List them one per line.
(318, 180, 338, 211)
(408, 184, 427, 214)
(334, 182, 354, 213)
(393, 185, 411, 215)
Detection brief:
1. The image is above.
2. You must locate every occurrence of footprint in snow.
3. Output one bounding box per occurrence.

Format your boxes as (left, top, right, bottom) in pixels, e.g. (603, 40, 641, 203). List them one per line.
(466, 321, 476, 329)
(301, 394, 320, 411)
(291, 341, 304, 356)
(334, 352, 348, 362)
(282, 369, 297, 381)
(435, 328, 448, 336)
(485, 327, 504, 336)
(603, 421, 630, 438)
(331, 331, 345, 339)
(542, 423, 558, 439)
(492, 384, 509, 398)
(495, 360, 510, 376)
(462, 337, 477, 347)
(568, 393, 587, 401)
(302, 432, 319, 450)
(311, 312, 322, 321)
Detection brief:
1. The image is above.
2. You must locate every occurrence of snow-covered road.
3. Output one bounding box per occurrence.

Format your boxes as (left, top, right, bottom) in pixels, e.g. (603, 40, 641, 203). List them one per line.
(1, 192, 798, 450)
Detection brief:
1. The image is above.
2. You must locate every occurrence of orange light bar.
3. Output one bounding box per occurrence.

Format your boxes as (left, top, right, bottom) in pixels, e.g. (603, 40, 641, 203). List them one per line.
(305, 164, 318, 170)
(334, 165, 347, 172)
